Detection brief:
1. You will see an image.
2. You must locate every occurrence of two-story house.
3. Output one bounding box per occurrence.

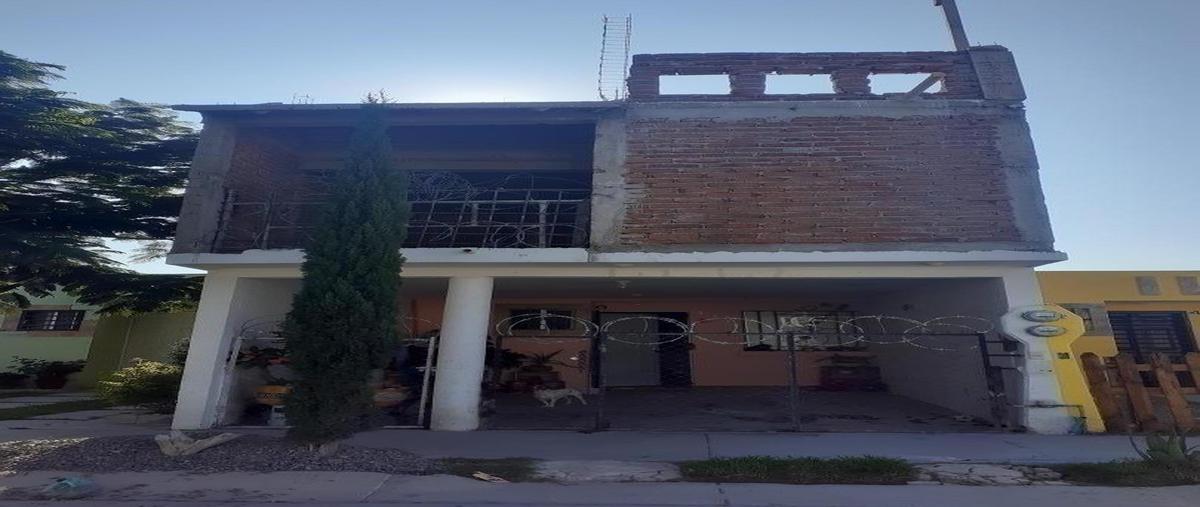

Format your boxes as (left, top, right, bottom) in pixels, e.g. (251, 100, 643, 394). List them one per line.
(167, 47, 1079, 434)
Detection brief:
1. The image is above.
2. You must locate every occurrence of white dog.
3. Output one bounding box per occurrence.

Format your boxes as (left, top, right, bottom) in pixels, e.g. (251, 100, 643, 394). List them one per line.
(532, 387, 587, 408)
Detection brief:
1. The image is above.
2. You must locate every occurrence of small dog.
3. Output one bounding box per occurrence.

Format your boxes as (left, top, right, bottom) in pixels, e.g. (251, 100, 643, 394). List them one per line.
(532, 387, 587, 408)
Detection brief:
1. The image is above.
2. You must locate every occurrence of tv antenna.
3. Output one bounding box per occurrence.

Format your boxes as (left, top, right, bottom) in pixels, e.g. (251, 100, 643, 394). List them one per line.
(597, 15, 632, 100)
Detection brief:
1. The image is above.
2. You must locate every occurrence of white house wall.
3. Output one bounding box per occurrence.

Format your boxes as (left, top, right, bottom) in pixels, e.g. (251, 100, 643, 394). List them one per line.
(173, 275, 300, 429)
(860, 278, 1010, 421)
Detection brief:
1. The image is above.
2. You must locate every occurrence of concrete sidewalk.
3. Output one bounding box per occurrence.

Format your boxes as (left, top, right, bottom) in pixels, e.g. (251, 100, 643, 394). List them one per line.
(347, 429, 1139, 464)
(1, 471, 1197, 506)
(2, 412, 1139, 464)
(0, 391, 94, 409)
(0, 408, 170, 443)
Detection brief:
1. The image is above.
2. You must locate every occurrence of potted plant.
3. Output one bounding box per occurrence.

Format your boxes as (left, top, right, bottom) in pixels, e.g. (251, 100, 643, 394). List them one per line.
(254, 378, 292, 406)
(522, 350, 563, 373)
(236, 346, 286, 368)
(237, 346, 293, 405)
(494, 348, 527, 371)
(13, 357, 85, 389)
(515, 350, 564, 387)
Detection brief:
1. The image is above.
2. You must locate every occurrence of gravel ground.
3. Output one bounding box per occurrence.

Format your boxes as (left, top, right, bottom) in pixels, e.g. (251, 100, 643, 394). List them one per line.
(0, 433, 438, 474)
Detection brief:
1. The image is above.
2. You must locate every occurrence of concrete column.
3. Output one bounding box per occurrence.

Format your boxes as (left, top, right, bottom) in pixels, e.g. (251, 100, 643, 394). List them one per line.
(430, 277, 494, 431)
(172, 271, 241, 429)
(832, 69, 871, 95)
(1000, 269, 1076, 434)
(968, 46, 1026, 101)
(590, 116, 628, 248)
(729, 72, 766, 97)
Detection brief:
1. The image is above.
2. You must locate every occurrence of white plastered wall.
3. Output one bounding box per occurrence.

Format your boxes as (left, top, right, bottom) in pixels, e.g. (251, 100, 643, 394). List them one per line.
(173, 273, 300, 429)
(859, 278, 1010, 421)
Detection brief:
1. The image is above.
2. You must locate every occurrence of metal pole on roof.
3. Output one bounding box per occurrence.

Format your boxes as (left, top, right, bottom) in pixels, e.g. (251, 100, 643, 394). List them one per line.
(934, 0, 971, 51)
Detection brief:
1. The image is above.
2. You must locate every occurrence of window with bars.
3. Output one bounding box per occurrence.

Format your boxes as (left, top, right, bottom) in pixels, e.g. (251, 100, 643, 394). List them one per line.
(1067, 306, 1095, 332)
(1108, 311, 1196, 362)
(1060, 303, 1110, 335)
(16, 310, 86, 331)
(741, 310, 857, 351)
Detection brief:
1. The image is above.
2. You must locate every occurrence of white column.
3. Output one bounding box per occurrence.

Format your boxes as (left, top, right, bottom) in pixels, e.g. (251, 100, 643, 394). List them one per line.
(430, 277, 494, 431)
(1000, 269, 1075, 434)
(172, 271, 240, 429)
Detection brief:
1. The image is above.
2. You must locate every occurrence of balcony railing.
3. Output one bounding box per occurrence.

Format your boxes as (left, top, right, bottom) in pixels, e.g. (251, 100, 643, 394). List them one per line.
(213, 172, 591, 252)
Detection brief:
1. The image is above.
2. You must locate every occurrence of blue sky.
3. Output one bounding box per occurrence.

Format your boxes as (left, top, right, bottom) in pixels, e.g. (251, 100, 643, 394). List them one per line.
(5, 0, 1198, 272)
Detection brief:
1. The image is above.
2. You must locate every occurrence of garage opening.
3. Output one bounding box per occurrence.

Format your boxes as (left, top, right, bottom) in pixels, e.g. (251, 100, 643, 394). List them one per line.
(480, 278, 1024, 432)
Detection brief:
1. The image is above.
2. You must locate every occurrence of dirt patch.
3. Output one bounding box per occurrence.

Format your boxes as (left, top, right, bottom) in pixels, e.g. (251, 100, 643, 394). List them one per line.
(0, 434, 437, 474)
(442, 458, 539, 482)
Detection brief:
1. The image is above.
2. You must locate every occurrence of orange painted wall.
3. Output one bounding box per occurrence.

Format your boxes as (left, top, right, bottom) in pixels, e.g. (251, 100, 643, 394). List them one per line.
(404, 295, 866, 390)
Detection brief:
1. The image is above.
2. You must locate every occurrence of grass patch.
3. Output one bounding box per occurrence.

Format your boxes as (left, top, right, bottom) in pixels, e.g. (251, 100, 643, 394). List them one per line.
(0, 399, 111, 420)
(1053, 461, 1200, 487)
(440, 458, 539, 482)
(680, 456, 915, 485)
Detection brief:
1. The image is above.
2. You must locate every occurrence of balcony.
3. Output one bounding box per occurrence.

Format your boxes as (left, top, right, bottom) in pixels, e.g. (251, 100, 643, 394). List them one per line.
(213, 171, 591, 252)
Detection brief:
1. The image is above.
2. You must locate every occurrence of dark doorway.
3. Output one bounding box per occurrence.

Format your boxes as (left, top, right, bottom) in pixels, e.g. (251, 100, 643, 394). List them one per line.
(596, 312, 692, 388)
(656, 312, 692, 387)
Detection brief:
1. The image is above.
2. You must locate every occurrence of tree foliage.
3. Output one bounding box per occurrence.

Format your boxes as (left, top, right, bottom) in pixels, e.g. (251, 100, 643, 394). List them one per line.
(282, 96, 409, 444)
(0, 50, 201, 312)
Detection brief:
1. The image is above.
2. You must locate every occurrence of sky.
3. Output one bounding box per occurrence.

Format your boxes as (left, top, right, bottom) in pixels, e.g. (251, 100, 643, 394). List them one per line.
(4, 0, 1199, 273)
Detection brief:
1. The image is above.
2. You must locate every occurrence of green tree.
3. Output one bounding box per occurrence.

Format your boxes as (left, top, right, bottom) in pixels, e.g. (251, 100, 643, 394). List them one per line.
(0, 50, 201, 312)
(282, 95, 409, 446)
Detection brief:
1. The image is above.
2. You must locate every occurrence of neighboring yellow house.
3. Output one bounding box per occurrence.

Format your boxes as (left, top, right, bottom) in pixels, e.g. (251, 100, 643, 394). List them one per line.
(75, 310, 196, 386)
(1038, 271, 1200, 362)
(1039, 271, 1200, 432)
(1, 291, 195, 388)
(0, 292, 101, 372)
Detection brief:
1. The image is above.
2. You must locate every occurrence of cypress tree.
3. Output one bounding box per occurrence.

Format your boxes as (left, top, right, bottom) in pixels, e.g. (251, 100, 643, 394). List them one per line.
(282, 95, 408, 446)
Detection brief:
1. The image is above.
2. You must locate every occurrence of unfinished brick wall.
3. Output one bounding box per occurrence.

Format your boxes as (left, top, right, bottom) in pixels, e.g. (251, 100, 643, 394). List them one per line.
(225, 130, 304, 202)
(617, 113, 1027, 248)
(217, 130, 305, 251)
(628, 51, 984, 101)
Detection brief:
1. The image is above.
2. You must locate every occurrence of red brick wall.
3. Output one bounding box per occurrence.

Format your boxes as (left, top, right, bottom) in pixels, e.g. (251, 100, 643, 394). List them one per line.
(618, 115, 1023, 247)
(225, 131, 302, 203)
(218, 131, 304, 251)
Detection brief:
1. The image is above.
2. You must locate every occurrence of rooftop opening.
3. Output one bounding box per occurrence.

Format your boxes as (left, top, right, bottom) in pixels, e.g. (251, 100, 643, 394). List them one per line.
(765, 74, 833, 95)
(659, 74, 730, 95)
(868, 73, 943, 95)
